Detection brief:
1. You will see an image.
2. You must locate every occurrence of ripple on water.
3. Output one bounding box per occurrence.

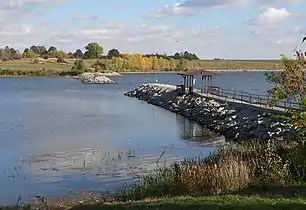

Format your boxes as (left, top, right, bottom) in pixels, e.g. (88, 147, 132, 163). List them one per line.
(0, 74, 257, 204)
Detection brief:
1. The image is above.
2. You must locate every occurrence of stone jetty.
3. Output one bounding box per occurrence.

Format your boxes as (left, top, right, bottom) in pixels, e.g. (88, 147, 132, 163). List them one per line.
(125, 83, 298, 141)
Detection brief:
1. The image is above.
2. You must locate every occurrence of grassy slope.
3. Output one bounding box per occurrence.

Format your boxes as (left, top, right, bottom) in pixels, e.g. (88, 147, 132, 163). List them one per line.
(0, 59, 73, 71)
(0, 59, 281, 72)
(70, 195, 306, 210)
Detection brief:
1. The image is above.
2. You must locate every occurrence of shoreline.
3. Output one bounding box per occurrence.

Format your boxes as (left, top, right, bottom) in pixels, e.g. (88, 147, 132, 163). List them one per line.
(0, 69, 285, 78)
(120, 69, 284, 74)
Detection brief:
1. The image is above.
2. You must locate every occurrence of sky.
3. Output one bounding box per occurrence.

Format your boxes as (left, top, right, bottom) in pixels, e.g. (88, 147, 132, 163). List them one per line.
(0, 0, 305, 59)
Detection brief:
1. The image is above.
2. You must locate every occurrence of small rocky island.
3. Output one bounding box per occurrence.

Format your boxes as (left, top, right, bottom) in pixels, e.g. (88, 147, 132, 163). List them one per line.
(77, 72, 115, 84)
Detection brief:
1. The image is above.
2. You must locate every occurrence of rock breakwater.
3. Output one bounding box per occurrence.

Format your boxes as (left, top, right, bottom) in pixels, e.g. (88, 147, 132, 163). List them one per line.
(125, 83, 297, 141)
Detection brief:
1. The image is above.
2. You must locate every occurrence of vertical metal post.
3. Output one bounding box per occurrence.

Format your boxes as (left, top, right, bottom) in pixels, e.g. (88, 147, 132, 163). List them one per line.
(258, 95, 260, 105)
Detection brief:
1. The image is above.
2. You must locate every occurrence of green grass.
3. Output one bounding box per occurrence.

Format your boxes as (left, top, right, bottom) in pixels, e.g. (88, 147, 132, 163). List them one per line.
(0, 59, 73, 71)
(0, 59, 282, 76)
(69, 195, 306, 210)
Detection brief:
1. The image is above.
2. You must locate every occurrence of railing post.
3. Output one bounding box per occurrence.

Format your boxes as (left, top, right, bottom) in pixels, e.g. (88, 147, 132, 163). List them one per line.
(258, 95, 260, 106)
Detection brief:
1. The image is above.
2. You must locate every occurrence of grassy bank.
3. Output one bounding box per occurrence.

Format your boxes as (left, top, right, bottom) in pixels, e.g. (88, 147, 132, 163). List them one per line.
(0, 59, 283, 77)
(119, 140, 304, 200)
(70, 195, 306, 210)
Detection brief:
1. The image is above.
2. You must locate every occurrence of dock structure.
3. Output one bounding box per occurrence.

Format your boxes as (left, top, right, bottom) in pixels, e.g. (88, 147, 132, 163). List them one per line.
(176, 70, 218, 94)
(174, 69, 301, 112)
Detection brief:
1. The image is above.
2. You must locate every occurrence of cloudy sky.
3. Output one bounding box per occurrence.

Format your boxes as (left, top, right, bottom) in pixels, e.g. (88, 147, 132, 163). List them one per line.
(0, 0, 305, 59)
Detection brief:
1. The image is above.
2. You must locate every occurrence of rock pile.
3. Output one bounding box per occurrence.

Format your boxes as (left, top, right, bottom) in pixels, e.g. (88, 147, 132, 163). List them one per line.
(77, 73, 115, 84)
(98, 72, 121, 77)
(125, 83, 298, 141)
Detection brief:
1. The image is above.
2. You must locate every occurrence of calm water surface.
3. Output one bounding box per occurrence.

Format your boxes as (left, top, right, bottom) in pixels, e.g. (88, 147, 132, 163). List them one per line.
(0, 72, 270, 204)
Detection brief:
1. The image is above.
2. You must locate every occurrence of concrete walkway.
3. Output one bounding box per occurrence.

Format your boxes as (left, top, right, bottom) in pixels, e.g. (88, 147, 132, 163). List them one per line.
(147, 83, 289, 113)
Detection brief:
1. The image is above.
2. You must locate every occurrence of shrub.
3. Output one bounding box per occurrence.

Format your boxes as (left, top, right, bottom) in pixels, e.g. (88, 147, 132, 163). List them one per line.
(57, 57, 67, 63)
(71, 59, 85, 72)
(91, 59, 107, 71)
(33, 58, 40, 64)
(43, 55, 49, 59)
(2, 58, 10, 62)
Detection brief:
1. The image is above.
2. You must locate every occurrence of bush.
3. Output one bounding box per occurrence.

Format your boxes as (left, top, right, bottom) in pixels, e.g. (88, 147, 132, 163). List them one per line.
(33, 58, 40, 64)
(57, 57, 67, 63)
(43, 55, 49, 59)
(2, 58, 10, 62)
(71, 59, 85, 71)
(91, 59, 107, 71)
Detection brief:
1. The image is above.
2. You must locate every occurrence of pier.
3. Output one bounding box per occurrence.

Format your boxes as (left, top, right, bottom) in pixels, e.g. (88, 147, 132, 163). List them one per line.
(125, 83, 297, 141)
(175, 70, 300, 112)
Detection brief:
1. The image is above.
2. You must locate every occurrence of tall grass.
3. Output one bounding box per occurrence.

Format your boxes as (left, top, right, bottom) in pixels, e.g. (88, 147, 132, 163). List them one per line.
(117, 139, 306, 201)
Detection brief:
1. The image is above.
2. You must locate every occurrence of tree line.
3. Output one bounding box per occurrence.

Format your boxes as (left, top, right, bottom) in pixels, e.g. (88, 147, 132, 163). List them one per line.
(0, 42, 199, 61)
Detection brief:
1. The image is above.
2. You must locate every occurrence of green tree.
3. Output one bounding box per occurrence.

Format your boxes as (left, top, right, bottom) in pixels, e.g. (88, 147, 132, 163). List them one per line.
(172, 52, 181, 59)
(74, 49, 84, 59)
(107, 48, 120, 58)
(83, 51, 91, 59)
(68, 52, 74, 58)
(38, 46, 47, 57)
(48, 46, 57, 56)
(30, 46, 39, 55)
(30, 45, 47, 57)
(84, 42, 104, 59)
(22, 48, 36, 58)
(265, 46, 306, 128)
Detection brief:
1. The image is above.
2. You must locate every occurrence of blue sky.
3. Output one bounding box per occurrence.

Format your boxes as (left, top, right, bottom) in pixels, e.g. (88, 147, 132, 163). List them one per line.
(0, 0, 305, 59)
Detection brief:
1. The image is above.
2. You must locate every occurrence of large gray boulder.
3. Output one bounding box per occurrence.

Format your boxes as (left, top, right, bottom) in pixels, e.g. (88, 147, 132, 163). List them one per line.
(77, 73, 115, 84)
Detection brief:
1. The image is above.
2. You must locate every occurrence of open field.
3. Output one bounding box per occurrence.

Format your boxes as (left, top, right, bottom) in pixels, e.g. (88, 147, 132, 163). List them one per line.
(0, 59, 283, 77)
(187, 59, 281, 70)
(0, 59, 73, 71)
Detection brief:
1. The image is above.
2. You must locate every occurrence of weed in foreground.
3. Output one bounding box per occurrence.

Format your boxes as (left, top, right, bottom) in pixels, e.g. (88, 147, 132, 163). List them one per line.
(117, 139, 306, 201)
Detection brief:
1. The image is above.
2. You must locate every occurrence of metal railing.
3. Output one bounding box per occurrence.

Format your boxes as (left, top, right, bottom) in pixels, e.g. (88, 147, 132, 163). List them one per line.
(194, 87, 301, 112)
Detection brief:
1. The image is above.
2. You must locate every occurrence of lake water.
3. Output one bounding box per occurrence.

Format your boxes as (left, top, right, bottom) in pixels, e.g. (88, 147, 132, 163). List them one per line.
(0, 72, 270, 204)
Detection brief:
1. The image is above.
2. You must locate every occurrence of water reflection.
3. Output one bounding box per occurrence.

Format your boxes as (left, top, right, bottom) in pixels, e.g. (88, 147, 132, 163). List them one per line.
(176, 114, 225, 145)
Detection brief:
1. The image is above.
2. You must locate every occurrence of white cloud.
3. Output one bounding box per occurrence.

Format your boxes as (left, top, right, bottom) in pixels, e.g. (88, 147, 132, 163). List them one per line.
(151, 0, 302, 18)
(152, 0, 247, 17)
(0, 0, 303, 59)
(0, 20, 225, 56)
(0, 18, 302, 59)
(248, 8, 291, 26)
(0, 0, 70, 26)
